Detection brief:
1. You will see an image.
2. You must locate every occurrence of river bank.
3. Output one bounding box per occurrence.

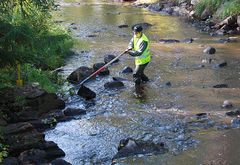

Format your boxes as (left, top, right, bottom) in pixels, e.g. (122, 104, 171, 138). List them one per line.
(131, 0, 240, 37)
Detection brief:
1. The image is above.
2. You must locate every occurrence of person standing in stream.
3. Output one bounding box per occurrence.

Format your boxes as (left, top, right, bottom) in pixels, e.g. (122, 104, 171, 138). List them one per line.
(126, 25, 152, 95)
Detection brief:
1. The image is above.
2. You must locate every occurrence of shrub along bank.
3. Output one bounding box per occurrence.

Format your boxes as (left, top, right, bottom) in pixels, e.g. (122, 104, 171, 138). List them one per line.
(0, 0, 73, 92)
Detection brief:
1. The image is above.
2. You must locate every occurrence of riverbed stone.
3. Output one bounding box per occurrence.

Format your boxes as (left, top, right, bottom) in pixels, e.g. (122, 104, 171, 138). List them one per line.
(4, 123, 45, 154)
(112, 77, 129, 81)
(104, 81, 124, 89)
(122, 66, 133, 73)
(216, 61, 227, 68)
(104, 54, 119, 64)
(222, 100, 233, 109)
(113, 138, 167, 160)
(159, 39, 180, 43)
(118, 24, 129, 28)
(203, 46, 216, 54)
(147, 3, 163, 12)
(18, 149, 47, 165)
(213, 84, 228, 88)
(231, 117, 240, 128)
(67, 66, 93, 84)
(40, 141, 65, 160)
(63, 108, 86, 116)
(182, 38, 194, 43)
(93, 62, 110, 76)
(226, 109, 240, 117)
(52, 159, 72, 165)
(77, 85, 96, 100)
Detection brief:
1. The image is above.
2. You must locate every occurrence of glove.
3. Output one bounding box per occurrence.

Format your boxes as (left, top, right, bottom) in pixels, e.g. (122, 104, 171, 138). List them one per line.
(125, 48, 132, 52)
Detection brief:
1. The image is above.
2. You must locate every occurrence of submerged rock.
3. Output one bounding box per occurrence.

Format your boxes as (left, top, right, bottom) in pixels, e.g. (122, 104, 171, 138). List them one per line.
(226, 109, 240, 117)
(231, 117, 240, 128)
(222, 100, 233, 109)
(67, 66, 93, 84)
(122, 66, 133, 73)
(104, 54, 119, 64)
(203, 46, 216, 54)
(118, 24, 129, 28)
(77, 85, 96, 100)
(113, 138, 167, 160)
(213, 84, 228, 88)
(182, 38, 194, 43)
(93, 62, 110, 76)
(63, 108, 86, 116)
(216, 61, 227, 68)
(51, 159, 72, 165)
(104, 81, 124, 89)
(159, 39, 180, 43)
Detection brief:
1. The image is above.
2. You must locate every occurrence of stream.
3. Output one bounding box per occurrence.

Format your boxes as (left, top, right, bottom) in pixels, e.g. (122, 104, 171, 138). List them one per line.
(45, 0, 240, 164)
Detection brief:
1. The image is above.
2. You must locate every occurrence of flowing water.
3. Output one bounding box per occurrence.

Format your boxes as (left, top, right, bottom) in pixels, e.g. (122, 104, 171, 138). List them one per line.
(45, 0, 240, 164)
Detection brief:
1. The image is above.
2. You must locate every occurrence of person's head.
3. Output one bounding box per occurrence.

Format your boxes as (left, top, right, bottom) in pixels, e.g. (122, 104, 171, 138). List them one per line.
(132, 25, 143, 38)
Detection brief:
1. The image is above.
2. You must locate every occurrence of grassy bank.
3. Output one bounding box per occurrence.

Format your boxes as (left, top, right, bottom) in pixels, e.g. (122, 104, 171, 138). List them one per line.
(195, 0, 240, 19)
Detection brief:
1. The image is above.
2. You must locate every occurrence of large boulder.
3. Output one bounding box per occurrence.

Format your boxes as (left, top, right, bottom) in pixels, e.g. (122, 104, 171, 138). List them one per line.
(18, 149, 47, 165)
(4, 122, 45, 154)
(0, 85, 65, 123)
(39, 141, 65, 160)
(113, 138, 168, 160)
(93, 62, 110, 76)
(77, 85, 96, 100)
(67, 66, 93, 84)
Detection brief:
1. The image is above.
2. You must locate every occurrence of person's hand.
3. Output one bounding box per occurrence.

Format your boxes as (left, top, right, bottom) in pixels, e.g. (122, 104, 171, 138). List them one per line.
(125, 48, 132, 52)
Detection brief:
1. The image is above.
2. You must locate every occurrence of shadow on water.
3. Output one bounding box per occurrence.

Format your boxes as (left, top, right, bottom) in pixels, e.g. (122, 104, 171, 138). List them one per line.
(45, 0, 240, 164)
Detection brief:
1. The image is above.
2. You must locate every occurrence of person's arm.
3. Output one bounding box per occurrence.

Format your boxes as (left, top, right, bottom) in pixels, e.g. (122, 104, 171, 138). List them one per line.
(128, 41, 148, 57)
(127, 38, 134, 50)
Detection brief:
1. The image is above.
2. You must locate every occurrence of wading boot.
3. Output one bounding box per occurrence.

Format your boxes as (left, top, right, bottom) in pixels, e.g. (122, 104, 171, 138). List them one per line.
(134, 84, 144, 98)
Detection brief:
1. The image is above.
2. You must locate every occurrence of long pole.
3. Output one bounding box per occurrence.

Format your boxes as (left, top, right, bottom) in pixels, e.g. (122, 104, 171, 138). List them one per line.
(77, 50, 127, 87)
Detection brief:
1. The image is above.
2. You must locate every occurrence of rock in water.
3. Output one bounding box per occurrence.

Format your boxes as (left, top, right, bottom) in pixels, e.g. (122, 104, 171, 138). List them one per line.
(104, 81, 124, 89)
(77, 85, 96, 100)
(113, 138, 167, 160)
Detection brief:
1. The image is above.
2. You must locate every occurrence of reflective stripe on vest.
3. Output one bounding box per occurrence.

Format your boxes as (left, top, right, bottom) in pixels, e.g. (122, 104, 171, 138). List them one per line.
(133, 33, 151, 65)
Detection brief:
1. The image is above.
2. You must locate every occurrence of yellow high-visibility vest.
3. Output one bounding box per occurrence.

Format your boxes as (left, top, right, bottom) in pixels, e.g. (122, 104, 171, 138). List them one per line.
(133, 33, 151, 65)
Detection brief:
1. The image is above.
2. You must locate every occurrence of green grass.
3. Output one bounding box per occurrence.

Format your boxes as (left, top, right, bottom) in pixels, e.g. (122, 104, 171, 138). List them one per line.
(219, 0, 240, 18)
(195, 0, 222, 17)
(195, 0, 240, 19)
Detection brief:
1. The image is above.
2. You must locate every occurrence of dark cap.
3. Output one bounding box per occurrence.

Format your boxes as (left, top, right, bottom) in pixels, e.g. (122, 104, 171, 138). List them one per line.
(132, 25, 143, 32)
